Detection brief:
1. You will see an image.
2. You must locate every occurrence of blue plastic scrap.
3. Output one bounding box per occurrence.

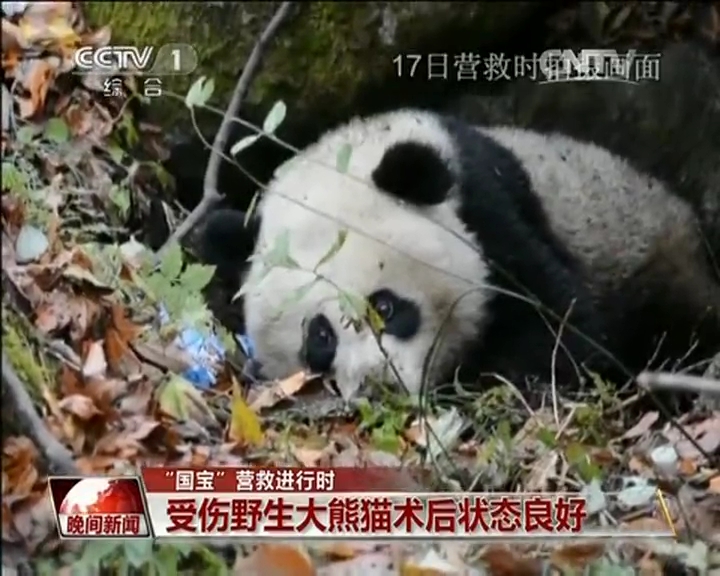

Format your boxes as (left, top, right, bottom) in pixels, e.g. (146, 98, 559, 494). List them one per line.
(158, 304, 256, 390)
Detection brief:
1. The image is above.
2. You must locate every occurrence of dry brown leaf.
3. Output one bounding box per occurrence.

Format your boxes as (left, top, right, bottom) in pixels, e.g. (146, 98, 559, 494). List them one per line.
(233, 544, 315, 576)
(550, 542, 605, 571)
(248, 371, 314, 411)
(34, 291, 99, 342)
(677, 458, 697, 476)
(16, 59, 55, 118)
(672, 414, 720, 461)
(622, 411, 659, 439)
(708, 474, 720, 494)
(82, 340, 107, 378)
(104, 327, 143, 376)
(628, 455, 651, 474)
(638, 554, 664, 576)
(7, 489, 58, 553)
(1, 19, 28, 54)
(316, 541, 379, 560)
(479, 545, 543, 576)
(400, 565, 448, 576)
(58, 393, 102, 421)
(292, 446, 326, 467)
(2, 437, 40, 498)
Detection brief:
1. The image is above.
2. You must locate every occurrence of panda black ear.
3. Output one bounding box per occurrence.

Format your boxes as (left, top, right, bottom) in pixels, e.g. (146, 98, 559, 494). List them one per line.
(197, 208, 257, 269)
(371, 141, 454, 206)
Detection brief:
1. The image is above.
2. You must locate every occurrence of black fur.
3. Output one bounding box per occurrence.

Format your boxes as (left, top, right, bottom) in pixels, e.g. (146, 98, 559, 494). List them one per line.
(366, 114, 615, 386)
(197, 208, 260, 273)
(372, 141, 454, 206)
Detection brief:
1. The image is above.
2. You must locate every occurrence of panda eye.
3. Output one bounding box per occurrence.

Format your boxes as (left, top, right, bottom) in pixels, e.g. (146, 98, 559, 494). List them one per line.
(317, 325, 332, 344)
(373, 296, 394, 321)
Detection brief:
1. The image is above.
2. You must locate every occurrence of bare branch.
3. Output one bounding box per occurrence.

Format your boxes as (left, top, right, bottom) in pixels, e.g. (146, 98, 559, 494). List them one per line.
(2, 353, 78, 475)
(637, 371, 720, 396)
(158, 1, 295, 257)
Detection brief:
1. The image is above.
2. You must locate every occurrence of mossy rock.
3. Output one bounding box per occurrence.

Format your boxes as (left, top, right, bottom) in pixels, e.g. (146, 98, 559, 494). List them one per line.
(83, 2, 546, 133)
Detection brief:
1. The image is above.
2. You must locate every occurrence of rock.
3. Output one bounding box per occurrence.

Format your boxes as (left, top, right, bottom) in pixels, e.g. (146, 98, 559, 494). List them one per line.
(83, 2, 547, 133)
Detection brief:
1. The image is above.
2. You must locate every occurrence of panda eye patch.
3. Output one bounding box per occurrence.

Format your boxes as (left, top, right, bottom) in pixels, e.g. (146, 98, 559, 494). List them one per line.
(367, 289, 420, 340)
(302, 314, 337, 374)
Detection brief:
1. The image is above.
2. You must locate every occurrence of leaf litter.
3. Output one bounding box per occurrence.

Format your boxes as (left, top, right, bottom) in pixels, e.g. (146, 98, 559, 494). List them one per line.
(1, 2, 720, 575)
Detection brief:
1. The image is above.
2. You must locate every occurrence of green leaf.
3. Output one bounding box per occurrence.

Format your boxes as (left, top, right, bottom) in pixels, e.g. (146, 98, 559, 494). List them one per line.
(244, 190, 261, 226)
(179, 263, 216, 292)
(15, 124, 40, 144)
(160, 242, 184, 280)
(367, 305, 385, 333)
(184, 76, 215, 108)
(273, 280, 316, 319)
(157, 375, 217, 425)
(123, 539, 154, 568)
(338, 290, 366, 321)
(44, 117, 70, 143)
(230, 134, 260, 156)
(313, 229, 348, 271)
(106, 144, 125, 165)
(262, 100, 286, 134)
(536, 426, 557, 448)
(264, 229, 298, 269)
(79, 540, 122, 566)
(336, 142, 352, 173)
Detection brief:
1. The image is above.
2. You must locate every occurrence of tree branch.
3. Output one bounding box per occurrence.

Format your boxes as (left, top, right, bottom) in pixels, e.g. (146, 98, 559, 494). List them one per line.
(2, 353, 78, 475)
(637, 371, 720, 396)
(157, 1, 295, 258)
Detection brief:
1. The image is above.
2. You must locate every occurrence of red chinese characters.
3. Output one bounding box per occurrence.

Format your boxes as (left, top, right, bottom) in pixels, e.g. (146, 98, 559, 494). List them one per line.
(159, 493, 588, 537)
(64, 514, 141, 536)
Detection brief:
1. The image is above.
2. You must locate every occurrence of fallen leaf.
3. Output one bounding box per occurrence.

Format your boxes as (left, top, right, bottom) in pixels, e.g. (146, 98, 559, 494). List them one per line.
(638, 554, 664, 576)
(292, 446, 325, 467)
(479, 545, 543, 576)
(316, 541, 379, 560)
(678, 458, 697, 476)
(62, 264, 113, 291)
(58, 394, 102, 421)
(550, 543, 605, 571)
(110, 304, 142, 341)
(157, 374, 219, 431)
(248, 371, 314, 411)
(82, 340, 107, 378)
(2, 437, 40, 498)
(34, 291, 99, 342)
(229, 377, 264, 446)
(16, 60, 55, 118)
(104, 327, 143, 377)
(233, 544, 315, 576)
(709, 475, 720, 494)
(316, 552, 394, 576)
(622, 412, 659, 439)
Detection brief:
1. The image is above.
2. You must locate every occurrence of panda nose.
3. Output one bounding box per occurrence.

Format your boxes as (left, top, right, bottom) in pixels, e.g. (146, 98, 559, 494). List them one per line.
(302, 314, 337, 374)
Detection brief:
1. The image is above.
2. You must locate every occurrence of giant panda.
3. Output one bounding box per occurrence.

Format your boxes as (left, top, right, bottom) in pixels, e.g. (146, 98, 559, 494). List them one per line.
(198, 109, 720, 401)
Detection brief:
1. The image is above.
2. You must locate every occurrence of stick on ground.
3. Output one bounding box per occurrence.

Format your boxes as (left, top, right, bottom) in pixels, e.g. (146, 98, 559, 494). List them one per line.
(637, 371, 720, 396)
(2, 352, 79, 475)
(157, 1, 295, 258)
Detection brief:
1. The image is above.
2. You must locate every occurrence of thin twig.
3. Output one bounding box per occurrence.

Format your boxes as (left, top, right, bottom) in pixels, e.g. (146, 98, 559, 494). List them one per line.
(157, 1, 295, 258)
(637, 371, 720, 396)
(2, 353, 78, 475)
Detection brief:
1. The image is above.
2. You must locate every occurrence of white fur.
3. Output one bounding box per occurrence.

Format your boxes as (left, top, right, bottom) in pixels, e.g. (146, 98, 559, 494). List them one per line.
(242, 110, 489, 399)
(241, 109, 708, 400)
(480, 127, 702, 294)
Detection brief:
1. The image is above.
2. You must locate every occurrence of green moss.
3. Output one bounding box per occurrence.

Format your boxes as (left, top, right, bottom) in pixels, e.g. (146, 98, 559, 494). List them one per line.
(2, 307, 51, 401)
(83, 2, 542, 132)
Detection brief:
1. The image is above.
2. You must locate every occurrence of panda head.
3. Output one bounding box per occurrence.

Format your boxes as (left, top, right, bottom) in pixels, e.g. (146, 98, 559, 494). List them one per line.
(241, 110, 490, 400)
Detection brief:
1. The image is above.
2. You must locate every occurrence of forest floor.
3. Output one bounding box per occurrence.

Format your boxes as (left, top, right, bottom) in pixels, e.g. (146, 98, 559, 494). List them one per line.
(1, 3, 719, 576)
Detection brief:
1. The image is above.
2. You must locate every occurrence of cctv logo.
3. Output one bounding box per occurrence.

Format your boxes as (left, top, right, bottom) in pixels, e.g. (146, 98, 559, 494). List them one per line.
(74, 46, 155, 74)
